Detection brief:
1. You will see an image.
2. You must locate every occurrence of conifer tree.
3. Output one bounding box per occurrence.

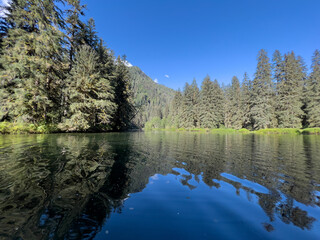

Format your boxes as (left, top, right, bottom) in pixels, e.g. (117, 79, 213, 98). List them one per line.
(170, 90, 183, 128)
(251, 50, 276, 129)
(181, 80, 199, 128)
(306, 50, 320, 127)
(224, 76, 243, 129)
(59, 45, 115, 131)
(78, 18, 99, 49)
(198, 76, 215, 128)
(272, 50, 284, 86)
(276, 52, 305, 128)
(190, 79, 200, 127)
(241, 73, 252, 129)
(112, 56, 135, 130)
(224, 86, 232, 128)
(212, 79, 224, 128)
(64, 0, 85, 69)
(0, 0, 65, 123)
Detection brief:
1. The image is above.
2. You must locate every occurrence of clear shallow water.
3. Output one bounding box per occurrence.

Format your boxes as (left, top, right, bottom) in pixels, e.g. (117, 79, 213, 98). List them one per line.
(0, 132, 320, 240)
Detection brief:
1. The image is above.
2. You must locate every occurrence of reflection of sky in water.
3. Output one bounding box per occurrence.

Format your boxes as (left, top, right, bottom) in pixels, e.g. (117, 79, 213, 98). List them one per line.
(96, 168, 320, 240)
(0, 132, 320, 240)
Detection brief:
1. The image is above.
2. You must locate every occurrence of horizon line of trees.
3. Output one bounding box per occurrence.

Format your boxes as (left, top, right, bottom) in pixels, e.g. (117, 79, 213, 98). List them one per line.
(0, 0, 134, 132)
(148, 49, 320, 130)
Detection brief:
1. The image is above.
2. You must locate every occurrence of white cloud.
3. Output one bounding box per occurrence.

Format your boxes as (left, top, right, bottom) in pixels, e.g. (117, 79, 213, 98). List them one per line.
(164, 74, 170, 78)
(122, 60, 133, 67)
(1, 0, 10, 6)
(0, 0, 11, 17)
(154, 78, 158, 84)
(151, 174, 159, 180)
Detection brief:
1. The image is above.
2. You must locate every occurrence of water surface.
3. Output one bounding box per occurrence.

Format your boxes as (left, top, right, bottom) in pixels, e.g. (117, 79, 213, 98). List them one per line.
(0, 132, 320, 239)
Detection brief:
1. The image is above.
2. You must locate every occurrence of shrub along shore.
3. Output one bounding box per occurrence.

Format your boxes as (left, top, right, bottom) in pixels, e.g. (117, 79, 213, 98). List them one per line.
(0, 122, 60, 134)
(1, 121, 320, 135)
(144, 127, 320, 135)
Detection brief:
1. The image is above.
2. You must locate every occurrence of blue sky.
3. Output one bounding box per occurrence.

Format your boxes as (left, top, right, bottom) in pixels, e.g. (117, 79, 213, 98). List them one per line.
(3, 0, 320, 90)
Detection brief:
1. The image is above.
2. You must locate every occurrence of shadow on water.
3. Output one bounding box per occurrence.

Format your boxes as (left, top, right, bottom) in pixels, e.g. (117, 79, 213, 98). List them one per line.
(0, 132, 319, 239)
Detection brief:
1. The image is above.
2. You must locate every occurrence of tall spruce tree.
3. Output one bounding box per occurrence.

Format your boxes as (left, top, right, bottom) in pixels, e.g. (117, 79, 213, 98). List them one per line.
(170, 89, 183, 128)
(65, 0, 85, 69)
(0, 0, 65, 123)
(212, 79, 225, 128)
(272, 50, 284, 86)
(251, 50, 276, 129)
(224, 76, 243, 129)
(59, 45, 115, 131)
(199, 75, 216, 128)
(276, 52, 304, 128)
(112, 56, 135, 130)
(306, 50, 320, 127)
(224, 85, 232, 128)
(180, 83, 193, 128)
(190, 79, 200, 127)
(181, 80, 199, 128)
(241, 72, 252, 129)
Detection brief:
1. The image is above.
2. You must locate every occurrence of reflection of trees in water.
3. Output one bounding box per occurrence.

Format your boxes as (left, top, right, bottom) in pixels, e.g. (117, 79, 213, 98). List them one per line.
(141, 132, 319, 231)
(0, 134, 116, 239)
(0, 132, 319, 239)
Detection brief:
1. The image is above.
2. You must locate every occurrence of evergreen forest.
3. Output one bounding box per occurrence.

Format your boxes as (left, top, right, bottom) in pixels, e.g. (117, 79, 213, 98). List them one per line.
(1, 1, 320, 133)
(0, 0, 135, 132)
(146, 49, 320, 131)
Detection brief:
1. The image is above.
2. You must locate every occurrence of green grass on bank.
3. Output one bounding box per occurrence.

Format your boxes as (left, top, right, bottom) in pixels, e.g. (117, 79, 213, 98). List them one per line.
(253, 128, 301, 134)
(144, 127, 320, 135)
(2, 121, 320, 135)
(0, 122, 59, 134)
(301, 128, 320, 135)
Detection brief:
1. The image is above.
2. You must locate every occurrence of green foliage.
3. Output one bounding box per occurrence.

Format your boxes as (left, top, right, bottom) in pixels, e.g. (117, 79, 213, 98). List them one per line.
(145, 49, 319, 133)
(241, 73, 252, 129)
(254, 128, 301, 135)
(0, 0, 319, 135)
(144, 117, 169, 130)
(306, 50, 320, 127)
(0, 0, 135, 133)
(251, 50, 277, 129)
(224, 76, 243, 129)
(128, 66, 175, 128)
(0, 0, 65, 123)
(180, 80, 200, 128)
(112, 56, 135, 131)
(0, 122, 58, 134)
(169, 90, 183, 128)
(198, 76, 224, 128)
(59, 45, 115, 132)
(301, 128, 320, 135)
(276, 52, 305, 128)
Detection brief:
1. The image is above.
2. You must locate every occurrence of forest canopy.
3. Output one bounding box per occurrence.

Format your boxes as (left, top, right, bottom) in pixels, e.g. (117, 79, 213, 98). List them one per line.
(146, 49, 320, 130)
(1, 1, 320, 133)
(0, 0, 134, 132)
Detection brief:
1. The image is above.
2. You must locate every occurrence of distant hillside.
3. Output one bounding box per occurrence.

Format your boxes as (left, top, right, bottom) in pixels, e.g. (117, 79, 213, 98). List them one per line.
(128, 66, 175, 127)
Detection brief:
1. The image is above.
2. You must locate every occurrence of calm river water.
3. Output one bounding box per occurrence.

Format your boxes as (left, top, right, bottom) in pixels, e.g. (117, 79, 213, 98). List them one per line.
(0, 132, 319, 239)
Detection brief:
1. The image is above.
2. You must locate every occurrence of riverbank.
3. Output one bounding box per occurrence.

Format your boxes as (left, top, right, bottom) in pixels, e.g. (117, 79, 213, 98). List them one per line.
(1, 121, 320, 135)
(0, 122, 139, 134)
(144, 127, 320, 135)
(0, 122, 59, 134)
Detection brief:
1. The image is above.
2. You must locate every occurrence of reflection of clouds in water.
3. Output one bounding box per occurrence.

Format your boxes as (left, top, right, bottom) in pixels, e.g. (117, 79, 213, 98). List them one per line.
(221, 172, 269, 194)
(0, 132, 319, 238)
(151, 174, 159, 180)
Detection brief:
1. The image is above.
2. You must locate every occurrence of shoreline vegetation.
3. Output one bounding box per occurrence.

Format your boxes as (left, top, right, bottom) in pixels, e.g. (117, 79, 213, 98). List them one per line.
(1, 1, 320, 135)
(1, 121, 320, 135)
(144, 127, 320, 135)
